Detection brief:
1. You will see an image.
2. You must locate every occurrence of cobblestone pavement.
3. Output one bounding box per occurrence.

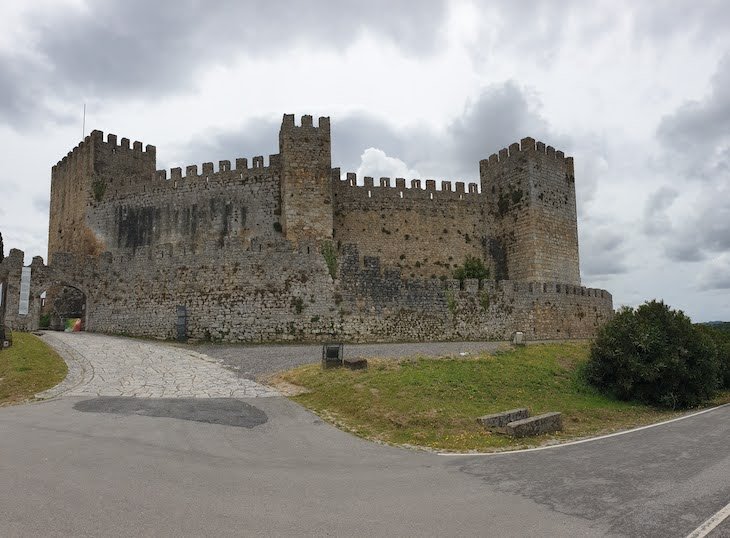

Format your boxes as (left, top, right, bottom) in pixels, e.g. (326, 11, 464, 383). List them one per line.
(39, 332, 278, 399)
(193, 340, 513, 380)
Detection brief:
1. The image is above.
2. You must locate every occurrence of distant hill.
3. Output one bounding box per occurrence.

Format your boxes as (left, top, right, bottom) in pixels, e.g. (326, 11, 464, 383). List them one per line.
(701, 321, 730, 332)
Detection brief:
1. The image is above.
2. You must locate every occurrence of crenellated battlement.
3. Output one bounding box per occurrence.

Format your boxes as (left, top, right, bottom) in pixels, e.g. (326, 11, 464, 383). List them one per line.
(96, 130, 156, 157)
(331, 169, 480, 202)
(53, 130, 156, 172)
(280, 113, 330, 131)
(154, 153, 281, 182)
(479, 137, 574, 178)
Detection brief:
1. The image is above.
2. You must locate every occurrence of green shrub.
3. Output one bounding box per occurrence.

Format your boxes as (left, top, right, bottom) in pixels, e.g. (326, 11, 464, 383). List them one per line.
(453, 256, 489, 282)
(39, 313, 51, 329)
(696, 324, 730, 389)
(585, 300, 720, 409)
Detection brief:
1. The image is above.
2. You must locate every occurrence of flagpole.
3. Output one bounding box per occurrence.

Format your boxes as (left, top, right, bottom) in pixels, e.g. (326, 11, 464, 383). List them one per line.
(82, 103, 86, 139)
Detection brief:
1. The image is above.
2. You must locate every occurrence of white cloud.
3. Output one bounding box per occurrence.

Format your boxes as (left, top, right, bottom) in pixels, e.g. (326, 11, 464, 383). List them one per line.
(355, 148, 420, 183)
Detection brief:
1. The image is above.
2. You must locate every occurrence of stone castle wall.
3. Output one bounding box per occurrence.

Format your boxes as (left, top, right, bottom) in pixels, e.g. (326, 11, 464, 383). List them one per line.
(0, 246, 612, 342)
(332, 172, 486, 279)
(0, 114, 611, 343)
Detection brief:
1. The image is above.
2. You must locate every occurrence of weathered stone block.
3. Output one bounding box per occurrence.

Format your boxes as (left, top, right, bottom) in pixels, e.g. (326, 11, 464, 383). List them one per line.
(477, 408, 529, 429)
(505, 412, 562, 437)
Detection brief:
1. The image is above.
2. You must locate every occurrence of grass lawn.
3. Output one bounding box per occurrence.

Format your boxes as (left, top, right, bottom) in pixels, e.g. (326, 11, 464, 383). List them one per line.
(274, 342, 730, 452)
(0, 332, 68, 406)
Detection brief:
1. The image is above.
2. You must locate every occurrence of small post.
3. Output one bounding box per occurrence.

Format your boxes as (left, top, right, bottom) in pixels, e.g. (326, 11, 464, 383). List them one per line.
(322, 343, 344, 369)
(175, 306, 187, 342)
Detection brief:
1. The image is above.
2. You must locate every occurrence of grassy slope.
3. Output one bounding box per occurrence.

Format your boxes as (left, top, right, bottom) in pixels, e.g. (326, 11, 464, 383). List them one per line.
(278, 342, 730, 452)
(0, 333, 67, 406)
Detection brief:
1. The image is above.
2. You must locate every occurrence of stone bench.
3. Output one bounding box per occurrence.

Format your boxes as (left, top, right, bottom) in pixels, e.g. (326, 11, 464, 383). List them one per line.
(477, 408, 529, 429)
(504, 412, 562, 437)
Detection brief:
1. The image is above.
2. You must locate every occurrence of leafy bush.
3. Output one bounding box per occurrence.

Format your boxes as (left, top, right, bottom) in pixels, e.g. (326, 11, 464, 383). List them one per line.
(39, 313, 51, 329)
(696, 324, 730, 389)
(585, 300, 720, 409)
(453, 256, 489, 282)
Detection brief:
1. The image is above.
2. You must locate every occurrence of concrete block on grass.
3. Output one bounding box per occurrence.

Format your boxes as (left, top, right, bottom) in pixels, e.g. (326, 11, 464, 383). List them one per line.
(505, 412, 562, 437)
(477, 408, 529, 429)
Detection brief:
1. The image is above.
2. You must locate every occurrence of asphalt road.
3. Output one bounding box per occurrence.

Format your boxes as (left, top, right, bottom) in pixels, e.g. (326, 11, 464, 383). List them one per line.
(0, 334, 728, 537)
(193, 339, 511, 380)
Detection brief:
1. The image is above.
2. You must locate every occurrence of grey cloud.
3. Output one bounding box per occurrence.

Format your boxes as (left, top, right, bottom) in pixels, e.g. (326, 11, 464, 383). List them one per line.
(32, 195, 50, 214)
(631, 1, 730, 47)
(665, 242, 705, 263)
(448, 82, 559, 175)
(169, 115, 280, 170)
(174, 81, 564, 185)
(657, 54, 730, 181)
(663, 182, 730, 262)
(1, 0, 447, 128)
(580, 227, 629, 277)
(642, 186, 678, 236)
(697, 255, 730, 290)
(469, 1, 597, 65)
(332, 113, 410, 174)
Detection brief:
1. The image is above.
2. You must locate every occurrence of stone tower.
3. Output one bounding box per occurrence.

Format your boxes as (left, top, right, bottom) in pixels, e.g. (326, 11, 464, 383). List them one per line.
(48, 130, 156, 261)
(480, 137, 580, 285)
(278, 114, 333, 244)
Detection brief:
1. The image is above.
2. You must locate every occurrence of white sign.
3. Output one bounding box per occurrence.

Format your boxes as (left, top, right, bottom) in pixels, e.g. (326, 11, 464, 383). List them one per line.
(18, 267, 31, 315)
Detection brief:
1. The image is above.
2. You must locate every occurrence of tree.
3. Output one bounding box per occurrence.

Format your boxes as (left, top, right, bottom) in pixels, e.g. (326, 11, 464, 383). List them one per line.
(585, 300, 720, 409)
(0, 231, 4, 262)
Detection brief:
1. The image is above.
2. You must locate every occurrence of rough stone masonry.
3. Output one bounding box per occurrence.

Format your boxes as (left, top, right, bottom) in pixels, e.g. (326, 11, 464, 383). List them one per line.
(0, 114, 613, 342)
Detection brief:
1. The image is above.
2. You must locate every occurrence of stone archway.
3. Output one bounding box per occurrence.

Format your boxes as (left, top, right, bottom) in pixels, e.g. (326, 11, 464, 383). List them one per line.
(41, 283, 87, 332)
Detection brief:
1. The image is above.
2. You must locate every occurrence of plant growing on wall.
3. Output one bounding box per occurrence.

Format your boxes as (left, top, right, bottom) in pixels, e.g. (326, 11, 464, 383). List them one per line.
(291, 297, 304, 314)
(453, 256, 490, 282)
(92, 179, 107, 202)
(445, 290, 457, 318)
(321, 241, 337, 279)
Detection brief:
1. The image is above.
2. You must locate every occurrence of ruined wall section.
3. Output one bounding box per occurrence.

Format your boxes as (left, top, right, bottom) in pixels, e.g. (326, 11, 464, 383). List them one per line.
(332, 172, 485, 279)
(279, 115, 333, 244)
(88, 152, 283, 254)
(481, 138, 580, 285)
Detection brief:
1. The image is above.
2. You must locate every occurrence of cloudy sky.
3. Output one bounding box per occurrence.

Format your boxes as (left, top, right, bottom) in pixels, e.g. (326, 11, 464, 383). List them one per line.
(1, 0, 728, 321)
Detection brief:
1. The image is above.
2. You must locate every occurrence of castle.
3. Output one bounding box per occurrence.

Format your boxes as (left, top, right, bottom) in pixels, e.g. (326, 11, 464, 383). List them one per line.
(0, 114, 613, 342)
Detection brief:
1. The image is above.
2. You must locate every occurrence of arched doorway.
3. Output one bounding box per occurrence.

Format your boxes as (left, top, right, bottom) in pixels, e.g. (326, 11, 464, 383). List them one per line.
(40, 283, 87, 332)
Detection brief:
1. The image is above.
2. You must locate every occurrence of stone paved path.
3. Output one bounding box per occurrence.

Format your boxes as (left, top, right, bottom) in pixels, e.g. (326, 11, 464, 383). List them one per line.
(38, 332, 278, 399)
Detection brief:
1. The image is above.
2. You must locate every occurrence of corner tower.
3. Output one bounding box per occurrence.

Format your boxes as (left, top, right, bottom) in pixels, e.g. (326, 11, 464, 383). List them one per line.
(279, 114, 333, 244)
(480, 137, 580, 285)
(48, 130, 156, 261)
